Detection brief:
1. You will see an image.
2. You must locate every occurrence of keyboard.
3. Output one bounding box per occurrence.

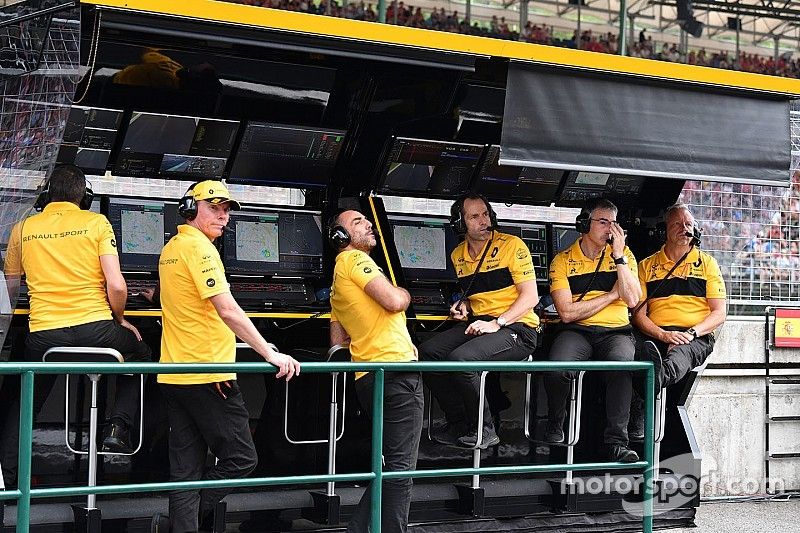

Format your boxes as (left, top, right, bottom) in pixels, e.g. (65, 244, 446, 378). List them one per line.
(409, 286, 449, 314)
(230, 281, 313, 309)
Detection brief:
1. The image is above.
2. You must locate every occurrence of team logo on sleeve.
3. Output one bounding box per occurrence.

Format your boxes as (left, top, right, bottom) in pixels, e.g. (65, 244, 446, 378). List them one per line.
(110, 238, 116, 248)
(364, 267, 372, 274)
(516, 248, 527, 259)
(206, 278, 215, 287)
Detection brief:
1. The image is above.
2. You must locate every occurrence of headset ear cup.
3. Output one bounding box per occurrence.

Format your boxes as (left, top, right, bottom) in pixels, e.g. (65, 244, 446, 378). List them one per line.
(328, 226, 350, 250)
(575, 212, 591, 234)
(79, 187, 94, 210)
(34, 189, 49, 211)
(178, 196, 197, 220)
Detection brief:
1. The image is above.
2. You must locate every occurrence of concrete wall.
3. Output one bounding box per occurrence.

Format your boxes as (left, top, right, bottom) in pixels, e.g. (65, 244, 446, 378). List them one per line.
(689, 317, 800, 496)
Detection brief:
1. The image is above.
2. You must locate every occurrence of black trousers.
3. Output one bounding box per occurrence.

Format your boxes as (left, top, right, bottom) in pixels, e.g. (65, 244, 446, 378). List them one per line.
(347, 371, 423, 533)
(419, 319, 538, 430)
(543, 324, 634, 445)
(633, 327, 715, 388)
(160, 381, 258, 533)
(0, 319, 151, 485)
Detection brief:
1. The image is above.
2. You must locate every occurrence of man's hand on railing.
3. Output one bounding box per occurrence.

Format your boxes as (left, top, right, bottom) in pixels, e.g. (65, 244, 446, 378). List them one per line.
(265, 343, 301, 381)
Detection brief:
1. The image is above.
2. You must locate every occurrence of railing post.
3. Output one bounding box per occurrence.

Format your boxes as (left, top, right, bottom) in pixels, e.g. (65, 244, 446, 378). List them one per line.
(370, 369, 384, 533)
(17, 371, 34, 533)
(643, 365, 654, 533)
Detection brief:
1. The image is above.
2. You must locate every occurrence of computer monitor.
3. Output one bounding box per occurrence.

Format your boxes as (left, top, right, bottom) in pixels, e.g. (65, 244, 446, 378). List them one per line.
(114, 112, 239, 178)
(103, 197, 179, 272)
(56, 106, 124, 174)
(475, 146, 564, 206)
(495, 221, 549, 282)
(551, 224, 581, 254)
(376, 138, 484, 198)
(222, 209, 324, 276)
(558, 171, 646, 206)
(389, 215, 458, 282)
(227, 122, 346, 188)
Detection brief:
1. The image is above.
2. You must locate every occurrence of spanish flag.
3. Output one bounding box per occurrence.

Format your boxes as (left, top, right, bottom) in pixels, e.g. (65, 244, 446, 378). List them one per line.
(775, 309, 800, 348)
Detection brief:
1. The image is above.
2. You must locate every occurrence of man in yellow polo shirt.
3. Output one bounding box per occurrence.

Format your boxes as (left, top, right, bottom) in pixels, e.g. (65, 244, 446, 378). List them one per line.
(545, 198, 642, 463)
(0, 164, 151, 485)
(419, 194, 540, 449)
(157, 180, 300, 533)
(328, 208, 422, 533)
(633, 203, 726, 391)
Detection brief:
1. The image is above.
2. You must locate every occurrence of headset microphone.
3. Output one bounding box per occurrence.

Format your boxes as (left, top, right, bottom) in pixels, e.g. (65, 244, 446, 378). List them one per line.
(222, 225, 233, 232)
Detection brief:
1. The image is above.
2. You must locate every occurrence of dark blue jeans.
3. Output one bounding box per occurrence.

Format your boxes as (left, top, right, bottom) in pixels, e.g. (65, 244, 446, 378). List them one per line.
(160, 381, 258, 533)
(347, 371, 423, 533)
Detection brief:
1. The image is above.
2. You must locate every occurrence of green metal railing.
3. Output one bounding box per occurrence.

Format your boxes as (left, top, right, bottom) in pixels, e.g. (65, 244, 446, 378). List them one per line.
(0, 360, 656, 533)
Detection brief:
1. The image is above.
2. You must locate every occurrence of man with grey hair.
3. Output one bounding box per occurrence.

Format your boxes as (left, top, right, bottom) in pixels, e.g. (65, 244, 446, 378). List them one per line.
(632, 203, 726, 393)
(545, 198, 642, 463)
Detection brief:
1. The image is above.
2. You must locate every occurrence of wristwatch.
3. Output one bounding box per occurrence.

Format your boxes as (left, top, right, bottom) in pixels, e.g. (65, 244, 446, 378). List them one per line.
(496, 316, 508, 327)
(613, 255, 628, 266)
(686, 327, 698, 339)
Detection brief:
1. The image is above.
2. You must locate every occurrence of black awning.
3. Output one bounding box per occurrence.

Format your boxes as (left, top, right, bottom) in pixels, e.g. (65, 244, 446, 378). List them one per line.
(500, 61, 791, 187)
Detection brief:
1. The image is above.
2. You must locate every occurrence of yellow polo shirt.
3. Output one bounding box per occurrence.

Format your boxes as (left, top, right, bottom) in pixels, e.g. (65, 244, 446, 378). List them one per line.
(330, 249, 416, 379)
(158, 224, 235, 385)
(549, 239, 637, 328)
(451, 232, 540, 328)
(6, 202, 115, 332)
(638, 246, 726, 328)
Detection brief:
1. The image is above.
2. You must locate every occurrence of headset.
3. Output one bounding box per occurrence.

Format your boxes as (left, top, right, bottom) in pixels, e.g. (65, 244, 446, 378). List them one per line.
(177, 182, 201, 220)
(327, 210, 351, 250)
(575, 211, 592, 234)
(654, 222, 702, 247)
(450, 193, 498, 236)
(34, 181, 94, 211)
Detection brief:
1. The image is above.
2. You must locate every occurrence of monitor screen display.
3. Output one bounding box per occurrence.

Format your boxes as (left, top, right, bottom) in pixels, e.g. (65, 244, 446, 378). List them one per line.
(389, 215, 458, 282)
(495, 222, 549, 282)
(104, 197, 178, 272)
(114, 112, 239, 179)
(56, 106, 124, 174)
(552, 224, 581, 254)
(559, 172, 646, 205)
(222, 209, 324, 276)
(227, 122, 346, 188)
(376, 138, 484, 198)
(475, 146, 564, 206)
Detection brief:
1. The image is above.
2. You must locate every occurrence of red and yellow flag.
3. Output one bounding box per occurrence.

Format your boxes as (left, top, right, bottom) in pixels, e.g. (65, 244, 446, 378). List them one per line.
(775, 309, 800, 348)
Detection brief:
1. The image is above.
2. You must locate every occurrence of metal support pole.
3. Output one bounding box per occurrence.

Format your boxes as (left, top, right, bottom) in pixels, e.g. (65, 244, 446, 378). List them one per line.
(87, 375, 100, 509)
(369, 369, 384, 533)
(774, 35, 780, 62)
(466, 0, 471, 26)
(378, 0, 386, 23)
(17, 371, 34, 533)
(576, 0, 582, 49)
(618, 0, 627, 55)
(326, 373, 339, 497)
(628, 14, 635, 54)
(518, 0, 527, 41)
(643, 366, 655, 533)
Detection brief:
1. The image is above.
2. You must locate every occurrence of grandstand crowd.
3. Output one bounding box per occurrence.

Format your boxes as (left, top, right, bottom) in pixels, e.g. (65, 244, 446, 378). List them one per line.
(227, 0, 800, 79)
(680, 172, 800, 306)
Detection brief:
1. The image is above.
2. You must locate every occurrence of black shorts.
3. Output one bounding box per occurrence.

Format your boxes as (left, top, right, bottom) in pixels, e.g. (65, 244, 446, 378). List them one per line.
(25, 319, 152, 362)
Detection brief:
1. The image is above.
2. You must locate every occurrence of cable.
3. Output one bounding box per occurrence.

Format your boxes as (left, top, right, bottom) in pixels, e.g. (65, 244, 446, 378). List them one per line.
(271, 310, 327, 330)
(72, 10, 101, 105)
